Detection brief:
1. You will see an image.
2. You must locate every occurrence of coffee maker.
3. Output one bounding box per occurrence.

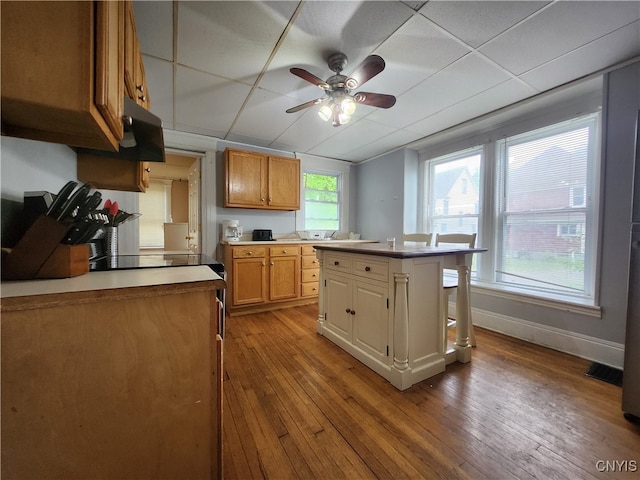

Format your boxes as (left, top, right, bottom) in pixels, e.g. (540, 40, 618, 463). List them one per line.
(222, 220, 243, 242)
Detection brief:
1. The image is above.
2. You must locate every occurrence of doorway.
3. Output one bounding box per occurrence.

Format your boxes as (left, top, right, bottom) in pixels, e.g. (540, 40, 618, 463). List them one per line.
(139, 150, 202, 253)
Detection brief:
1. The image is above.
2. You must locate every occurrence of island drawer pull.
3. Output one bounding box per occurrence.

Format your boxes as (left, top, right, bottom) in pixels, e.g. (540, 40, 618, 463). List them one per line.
(365, 266, 371, 271)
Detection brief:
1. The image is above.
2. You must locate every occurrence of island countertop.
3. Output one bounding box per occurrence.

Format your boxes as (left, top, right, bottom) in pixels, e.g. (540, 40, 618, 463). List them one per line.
(313, 241, 487, 258)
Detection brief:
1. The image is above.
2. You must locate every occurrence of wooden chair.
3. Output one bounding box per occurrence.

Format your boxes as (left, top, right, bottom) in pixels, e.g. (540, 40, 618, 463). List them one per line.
(435, 233, 477, 347)
(402, 233, 432, 245)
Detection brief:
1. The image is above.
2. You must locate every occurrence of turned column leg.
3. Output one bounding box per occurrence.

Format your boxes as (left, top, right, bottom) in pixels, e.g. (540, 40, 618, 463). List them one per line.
(393, 273, 409, 371)
(454, 264, 472, 363)
(316, 254, 325, 334)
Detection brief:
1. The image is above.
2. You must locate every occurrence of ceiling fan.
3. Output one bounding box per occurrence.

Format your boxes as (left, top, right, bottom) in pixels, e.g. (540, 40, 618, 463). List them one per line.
(286, 52, 396, 127)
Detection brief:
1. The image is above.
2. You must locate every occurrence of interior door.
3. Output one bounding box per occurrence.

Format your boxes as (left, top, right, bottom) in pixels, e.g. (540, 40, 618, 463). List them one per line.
(188, 159, 201, 253)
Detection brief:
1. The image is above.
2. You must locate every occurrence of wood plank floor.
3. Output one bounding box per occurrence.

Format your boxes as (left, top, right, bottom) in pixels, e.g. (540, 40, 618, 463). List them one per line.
(222, 304, 639, 479)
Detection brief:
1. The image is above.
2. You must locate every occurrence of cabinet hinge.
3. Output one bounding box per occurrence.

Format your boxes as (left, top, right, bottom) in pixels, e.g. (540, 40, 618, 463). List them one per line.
(386, 345, 389, 356)
(386, 298, 389, 309)
(324, 279, 326, 287)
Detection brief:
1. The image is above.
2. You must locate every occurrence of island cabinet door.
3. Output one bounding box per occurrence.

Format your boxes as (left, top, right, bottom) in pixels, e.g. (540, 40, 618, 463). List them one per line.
(324, 273, 353, 341)
(352, 280, 389, 364)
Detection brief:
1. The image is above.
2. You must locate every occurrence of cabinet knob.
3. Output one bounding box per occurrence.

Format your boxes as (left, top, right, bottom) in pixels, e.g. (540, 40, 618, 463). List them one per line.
(350, 310, 356, 315)
(137, 84, 145, 93)
(270, 262, 274, 266)
(261, 262, 265, 266)
(345, 308, 351, 314)
(261, 198, 265, 202)
(145, 167, 151, 173)
(334, 261, 339, 265)
(269, 197, 272, 202)
(365, 266, 371, 272)
(247, 251, 252, 255)
(138, 95, 147, 102)
(312, 274, 317, 278)
(283, 249, 287, 253)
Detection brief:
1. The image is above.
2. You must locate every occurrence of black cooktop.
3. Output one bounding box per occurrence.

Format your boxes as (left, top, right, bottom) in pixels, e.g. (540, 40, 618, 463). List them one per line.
(90, 253, 224, 275)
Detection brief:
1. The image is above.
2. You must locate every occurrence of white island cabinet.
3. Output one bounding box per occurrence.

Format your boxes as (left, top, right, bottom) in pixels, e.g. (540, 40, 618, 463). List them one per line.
(315, 243, 486, 391)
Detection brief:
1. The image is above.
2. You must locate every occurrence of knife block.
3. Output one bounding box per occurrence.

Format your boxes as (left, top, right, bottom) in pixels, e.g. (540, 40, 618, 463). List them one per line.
(1, 215, 89, 280)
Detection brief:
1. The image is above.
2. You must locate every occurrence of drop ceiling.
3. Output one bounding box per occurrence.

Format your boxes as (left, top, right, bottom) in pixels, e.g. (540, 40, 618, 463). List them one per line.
(133, 1, 640, 162)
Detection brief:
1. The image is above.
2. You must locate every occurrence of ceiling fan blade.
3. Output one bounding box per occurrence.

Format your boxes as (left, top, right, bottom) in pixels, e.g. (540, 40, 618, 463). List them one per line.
(290, 68, 330, 90)
(286, 98, 325, 113)
(346, 55, 385, 89)
(353, 92, 396, 109)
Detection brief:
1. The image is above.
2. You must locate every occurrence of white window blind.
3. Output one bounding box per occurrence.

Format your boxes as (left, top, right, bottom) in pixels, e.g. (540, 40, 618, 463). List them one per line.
(496, 114, 598, 296)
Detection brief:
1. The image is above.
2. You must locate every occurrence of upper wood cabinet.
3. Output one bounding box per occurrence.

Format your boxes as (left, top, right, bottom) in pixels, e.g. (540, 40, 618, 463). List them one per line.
(124, 1, 150, 109)
(224, 148, 300, 211)
(77, 154, 150, 193)
(1, 1, 125, 151)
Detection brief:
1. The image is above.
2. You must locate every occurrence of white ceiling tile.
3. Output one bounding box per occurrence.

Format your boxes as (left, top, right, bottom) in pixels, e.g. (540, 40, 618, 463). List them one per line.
(273, 109, 343, 153)
(368, 53, 513, 128)
(308, 119, 397, 158)
(373, 15, 471, 95)
(133, 1, 173, 61)
(405, 78, 537, 136)
(174, 66, 251, 137)
(142, 56, 174, 130)
(520, 20, 640, 91)
(419, 1, 550, 48)
(176, 1, 296, 83)
(480, 1, 640, 75)
(230, 88, 298, 144)
(342, 128, 424, 161)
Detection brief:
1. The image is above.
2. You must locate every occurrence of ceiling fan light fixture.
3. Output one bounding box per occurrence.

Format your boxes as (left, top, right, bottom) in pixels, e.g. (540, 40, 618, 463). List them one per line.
(318, 104, 332, 121)
(340, 96, 356, 115)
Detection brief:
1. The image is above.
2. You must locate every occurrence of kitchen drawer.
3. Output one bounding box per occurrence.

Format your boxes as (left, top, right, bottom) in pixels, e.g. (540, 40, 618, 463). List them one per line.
(301, 255, 320, 269)
(325, 254, 351, 274)
(301, 245, 317, 256)
(301, 268, 319, 283)
(301, 282, 319, 297)
(353, 258, 389, 283)
(269, 245, 300, 257)
(232, 246, 265, 259)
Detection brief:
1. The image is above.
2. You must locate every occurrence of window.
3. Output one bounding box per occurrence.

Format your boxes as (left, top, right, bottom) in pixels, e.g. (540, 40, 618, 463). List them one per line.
(496, 116, 598, 296)
(303, 172, 340, 230)
(427, 149, 481, 238)
(422, 112, 600, 302)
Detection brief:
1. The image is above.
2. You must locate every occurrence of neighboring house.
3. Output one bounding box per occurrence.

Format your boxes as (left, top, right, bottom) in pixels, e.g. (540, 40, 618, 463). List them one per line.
(506, 145, 587, 257)
(433, 165, 479, 233)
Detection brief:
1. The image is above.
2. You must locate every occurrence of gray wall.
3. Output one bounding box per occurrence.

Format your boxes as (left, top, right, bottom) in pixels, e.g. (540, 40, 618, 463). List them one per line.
(355, 61, 640, 350)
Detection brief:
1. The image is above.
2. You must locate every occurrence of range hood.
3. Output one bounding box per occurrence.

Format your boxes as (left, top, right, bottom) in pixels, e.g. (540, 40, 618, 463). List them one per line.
(75, 97, 165, 162)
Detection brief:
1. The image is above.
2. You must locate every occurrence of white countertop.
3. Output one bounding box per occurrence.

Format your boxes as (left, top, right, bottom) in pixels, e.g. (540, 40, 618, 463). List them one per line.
(1, 266, 223, 299)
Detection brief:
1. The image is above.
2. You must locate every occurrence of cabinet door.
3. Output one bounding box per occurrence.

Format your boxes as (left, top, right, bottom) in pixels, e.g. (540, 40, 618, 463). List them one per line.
(232, 258, 266, 306)
(77, 154, 147, 192)
(268, 156, 300, 210)
(95, 0, 124, 140)
(352, 280, 389, 363)
(225, 150, 267, 208)
(269, 256, 300, 301)
(324, 273, 352, 341)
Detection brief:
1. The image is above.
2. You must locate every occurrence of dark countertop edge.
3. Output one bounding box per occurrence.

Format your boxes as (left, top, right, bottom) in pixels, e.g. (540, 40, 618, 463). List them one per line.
(313, 242, 487, 259)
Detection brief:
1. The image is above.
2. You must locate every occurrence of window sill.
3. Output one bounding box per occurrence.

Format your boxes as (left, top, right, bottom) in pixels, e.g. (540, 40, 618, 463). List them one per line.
(468, 280, 601, 318)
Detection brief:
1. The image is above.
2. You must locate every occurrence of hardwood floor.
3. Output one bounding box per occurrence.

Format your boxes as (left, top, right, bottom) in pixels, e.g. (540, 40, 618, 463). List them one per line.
(222, 304, 639, 479)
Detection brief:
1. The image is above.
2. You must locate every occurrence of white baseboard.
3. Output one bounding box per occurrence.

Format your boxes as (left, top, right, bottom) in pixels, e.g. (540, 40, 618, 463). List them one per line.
(450, 303, 625, 369)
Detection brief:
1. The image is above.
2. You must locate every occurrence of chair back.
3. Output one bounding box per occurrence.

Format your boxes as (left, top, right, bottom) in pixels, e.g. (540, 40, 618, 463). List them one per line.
(403, 233, 433, 246)
(434, 233, 476, 248)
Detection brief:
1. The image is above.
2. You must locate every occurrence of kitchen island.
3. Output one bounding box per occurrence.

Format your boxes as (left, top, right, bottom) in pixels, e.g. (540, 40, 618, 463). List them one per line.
(1, 266, 225, 480)
(314, 242, 486, 391)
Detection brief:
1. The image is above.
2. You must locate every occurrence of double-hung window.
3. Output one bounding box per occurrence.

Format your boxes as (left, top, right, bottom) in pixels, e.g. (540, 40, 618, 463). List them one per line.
(303, 172, 340, 230)
(422, 112, 600, 302)
(496, 114, 599, 297)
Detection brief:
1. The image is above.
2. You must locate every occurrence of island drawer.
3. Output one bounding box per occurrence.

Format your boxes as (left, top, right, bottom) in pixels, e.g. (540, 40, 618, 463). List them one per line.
(353, 258, 388, 282)
(325, 254, 351, 273)
(232, 246, 266, 258)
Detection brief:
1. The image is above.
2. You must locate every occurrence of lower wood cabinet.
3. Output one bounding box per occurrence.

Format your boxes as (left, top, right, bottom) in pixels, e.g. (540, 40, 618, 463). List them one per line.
(1, 272, 224, 480)
(224, 243, 315, 315)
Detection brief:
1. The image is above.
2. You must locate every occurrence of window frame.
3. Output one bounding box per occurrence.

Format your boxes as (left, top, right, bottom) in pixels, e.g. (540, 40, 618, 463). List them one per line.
(302, 171, 341, 231)
(421, 111, 602, 305)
